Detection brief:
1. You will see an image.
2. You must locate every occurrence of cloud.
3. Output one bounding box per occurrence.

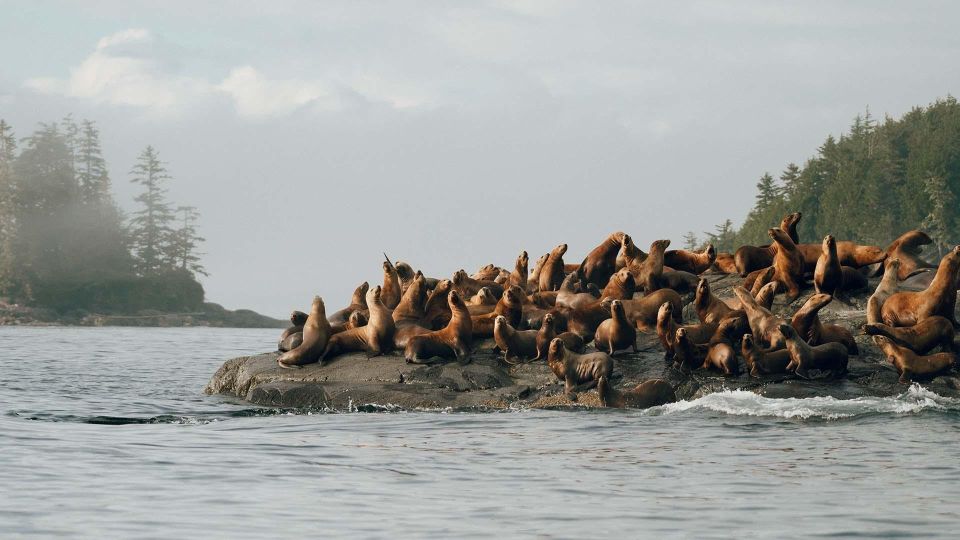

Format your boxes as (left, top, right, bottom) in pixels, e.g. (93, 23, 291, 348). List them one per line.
(216, 66, 338, 118)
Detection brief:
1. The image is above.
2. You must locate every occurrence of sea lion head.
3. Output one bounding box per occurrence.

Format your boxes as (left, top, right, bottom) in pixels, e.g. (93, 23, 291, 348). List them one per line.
(695, 278, 709, 301)
(886, 257, 901, 272)
(741, 334, 755, 354)
(504, 285, 523, 306)
(717, 316, 739, 336)
(395, 261, 415, 281)
(610, 299, 624, 317)
(656, 301, 672, 324)
(447, 289, 464, 309)
(777, 323, 795, 339)
(783, 212, 802, 228)
(290, 310, 308, 326)
(705, 243, 717, 260)
(675, 327, 687, 343)
(548, 337, 566, 360)
(518, 250, 529, 267)
(822, 234, 836, 251)
(369, 284, 383, 304)
(599, 296, 613, 311)
(310, 295, 326, 317)
(452, 269, 467, 285)
(494, 315, 507, 330)
(433, 279, 452, 296)
(347, 310, 367, 328)
(652, 239, 671, 252)
(542, 312, 555, 328)
(805, 293, 833, 311)
(614, 268, 634, 287)
(553, 243, 568, 257)
(534, 252, 549, 269)
(477, 287, 494, 303)
(732, 286, 752, 304)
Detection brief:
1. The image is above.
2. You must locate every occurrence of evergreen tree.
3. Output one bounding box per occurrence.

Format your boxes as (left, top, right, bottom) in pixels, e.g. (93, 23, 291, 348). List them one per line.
(682, 231, 699, 251)
(129, 146, 175, 276)
(0, 120, 20, 298)
(754, 172, 780, 211)
(779, 163, 802, 199)
(705, 219, 736, 252)
(920, 174, 955, 256)
(168, 205, 208, 277)
(76, 120, 111, 205)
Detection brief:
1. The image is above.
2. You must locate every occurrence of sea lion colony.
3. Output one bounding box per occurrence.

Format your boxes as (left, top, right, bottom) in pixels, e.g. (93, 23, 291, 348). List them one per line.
(275, 213, 959, 408)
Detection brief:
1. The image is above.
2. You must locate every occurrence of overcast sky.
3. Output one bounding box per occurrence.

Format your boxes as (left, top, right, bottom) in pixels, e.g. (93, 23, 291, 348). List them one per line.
(2, 1, 959, 317)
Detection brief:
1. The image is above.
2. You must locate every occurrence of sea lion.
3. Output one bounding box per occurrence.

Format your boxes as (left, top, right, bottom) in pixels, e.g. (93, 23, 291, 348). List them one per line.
(321, 286, 395, 361)
(885, 230, 937, 280)
(797, 240, 886, 272)
(779, 323, 848, 379)
(594, 299, 638, 354)
(277, 310, 309, 352)
(620, 288, 683, 332)
(628, 239, 670, 293)
(470, 285, 525, 338)
(392, 273, 427, 325)
(330, 310, 368, 335)
(656, 301, 717, 361)
(597, 376, 676, 409)
(471, 263, 503, 281)
(381, 260, 402, 310)
(328, 281, 369, 325)
(538, 243, 568, 292)
(527, 252, 550, 292)
(509, 251, 529, 290)
(556, 272, 597, 310)
(734, 212, 802, 275)
(789, 293, 858, 354)
(423, 279, 454, 329)
(733, 286, 787, 351)
(732, 281, 778, 312)
(864, 316, 955, 355)
(278, 296, 331, 368)
(712, 252, 738, 274)
(768, 227, 805, 301)
(694, 278, 735, 325)
(703, 317, 741, 376)
(661, 269, 699, 294)
(615, 233, 646, 271)
(672, 327, 708, 373)
(742, 265, 775, 295)
(405, 290, 473, 364)
(466, 287, 497, 307)
(452, 269, 505, 298)
(546, 338, 614, 401)
(493, 315, 539, 363)
(814, 235, 843, 296)
(866, 257, 902, 324)
(600, 268, 636, 300)
(664, 244, 717, 275)
(560, 299, 612, 341)
(873, 335, 957, 384)
(535, 313, 585, 359)
(742, 334, 791, 377)
(581, 231, 626, 288)
(881, 245, 960, 328)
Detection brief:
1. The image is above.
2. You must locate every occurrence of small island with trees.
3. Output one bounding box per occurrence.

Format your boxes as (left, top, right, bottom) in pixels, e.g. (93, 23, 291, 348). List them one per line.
(0, 116, 282, 327)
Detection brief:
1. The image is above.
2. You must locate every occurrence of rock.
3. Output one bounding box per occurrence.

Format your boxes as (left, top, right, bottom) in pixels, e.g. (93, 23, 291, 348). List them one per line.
(205, 273, 960, 409)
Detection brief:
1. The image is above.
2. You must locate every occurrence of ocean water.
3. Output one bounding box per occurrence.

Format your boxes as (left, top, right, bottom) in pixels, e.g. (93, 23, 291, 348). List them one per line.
(1, 327, 959, 539)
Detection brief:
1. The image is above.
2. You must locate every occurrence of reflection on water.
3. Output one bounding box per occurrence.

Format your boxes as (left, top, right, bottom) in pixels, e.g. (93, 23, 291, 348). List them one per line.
(1, 327, 958, 538)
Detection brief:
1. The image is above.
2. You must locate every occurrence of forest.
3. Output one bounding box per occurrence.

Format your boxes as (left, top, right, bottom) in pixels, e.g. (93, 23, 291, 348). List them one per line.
(0, 116, 206, 314)
(696, 96, 960, 254)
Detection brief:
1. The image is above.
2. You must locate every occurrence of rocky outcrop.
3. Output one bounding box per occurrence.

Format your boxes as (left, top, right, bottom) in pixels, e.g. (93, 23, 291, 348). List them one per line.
(205, 273, 960, 409)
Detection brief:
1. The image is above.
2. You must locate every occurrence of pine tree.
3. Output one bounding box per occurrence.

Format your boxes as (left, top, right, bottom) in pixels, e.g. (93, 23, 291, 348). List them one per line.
(705, 219, 736, 252)
(77, 120, 111, 205)
(779, 163, 802, 199)
(0, 120, 19, 298)
(682, 231, 699, 251)
(168, 205, 208, 277)
(754, 172, 780, 211)
(129, 146, 175, 275)
(920, 174, 955, 256)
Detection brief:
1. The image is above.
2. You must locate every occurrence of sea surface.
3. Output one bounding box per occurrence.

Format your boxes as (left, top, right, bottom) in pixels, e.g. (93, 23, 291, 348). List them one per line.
(1, 327, 959, 539)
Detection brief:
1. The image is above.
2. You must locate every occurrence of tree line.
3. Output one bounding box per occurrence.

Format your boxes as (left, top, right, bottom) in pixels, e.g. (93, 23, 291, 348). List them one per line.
(687, 96, 960, 254)
(0, 116, 206, 313)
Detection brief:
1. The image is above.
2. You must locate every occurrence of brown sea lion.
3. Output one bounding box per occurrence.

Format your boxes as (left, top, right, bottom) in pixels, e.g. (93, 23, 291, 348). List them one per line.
(321, 286, 395, 361)
(734, 212, 802, 275)
(600, 268, 636, 300)
(452, 269, 505, 298)
(694, 278, 735, 325)
(665, 244, 717, 275)
(329, 310, 368, 335)
(328, 281, 369, 325)
(814, 234, 843, 296)
(470, 285, 525, 338)
(535, 313, 585, 359)
(743, 265, 775, 294)
(405, 290, 473, 364)
(703, 317, 741, 376)
(539, 243, 568, 292)
(779, 323, 848, 379)
(546, 338, 613, 401)
(873, 336, 957, 384)
(712, 252, 738, 274)
(620, 288, 683, 331)
(797, 240, 886, 272)
(881, 245, 960, 328)
(661, 269, 700, 294)
(466, 287, 497, 307)
(581, 231, 626, 288)
(742, 334, 791, 377)
(392, 273, 427, 325)
(423, 279, 454, 329)
(840, 265, 868, 292)
(769, 227, 805, 301)
(561, 299, 612, 341)
(864, 316, 955, 355)
(672, 327, 708, 373)
(278, 296, 331, 368)
(597, 376, 676, 409)
(867, 258, 901, 324)
(751, 282, 778, 311)
(789, 293, 858, 354)
(381, 260, 402, 310)
(615, 233, 646, 271)
(556, 272, 597, 310)
(493, 315, 539, 363)
(527, 252, 550, 292)
(509, 250, 529, 290)
(277, 310, 309, 352)
(628, 239, 670, 292)
(594, 299, 638, 354)
(471, 263, 503, 281)
(656, 301, 717, 361)
(885, 230, 937, 280)
(733, 286, 786, 351)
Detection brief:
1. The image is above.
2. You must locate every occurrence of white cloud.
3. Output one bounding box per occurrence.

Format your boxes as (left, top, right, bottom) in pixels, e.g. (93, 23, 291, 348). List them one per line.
(216, 66, 338, 118)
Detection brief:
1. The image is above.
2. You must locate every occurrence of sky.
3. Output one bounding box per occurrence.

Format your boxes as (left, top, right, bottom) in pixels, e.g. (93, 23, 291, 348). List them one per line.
(2, 1, 959, 317)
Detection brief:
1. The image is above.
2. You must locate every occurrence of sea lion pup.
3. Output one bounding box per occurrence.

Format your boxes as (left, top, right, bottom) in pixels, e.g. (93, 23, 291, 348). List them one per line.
(885, 230, 937, 280)
(470, 285, 525, 338)
(278, 296, 331, 368)
(546, 338, 614, 401)
(508, 250, 529, 290)
(600, 268, 636, 300)
(405, 290, 473, 364)
(711, 252, 738, 274)
(789, 293, 858, 355)
(864, 316, 955, 355)
(321, 286, 396, 361)
(466, 287, 497, 307)
(556, 273, 597, 310)
(527, 252, 550, 292)
(628, 239, 670, 292)
(768, 227, 805, 301)
(452, 269, 505, 299)
(538, 243, 568, 292)
(742, 334, 791, 377)
(620, 288, 683, 332)
(881, 245, 960, 328)
(423, 279, 454, 329)
(580, 231, 626, 288)
(615, 233, 646, 271)
(694, 278, 735, 325)
(734, 212, 802, 275)
(597, 376, 676, 409)
(703, 317, 741, 376)
(873, 336, 957, 384)
(535, 313, 585, 359)
(733, 286, 787, 351)
(866, 258, 902, 324)
(330, 310, 368, 335)
(328, 281, 369, 326)
(594, 300, 638, 354)
(493, 315, 539, 363)
(779, 324, 848, 379)
(379, 260, 402, 310)
(278, 310, 309, 351)
(656, 302, 717, 361)
(664, 244, 717, 275)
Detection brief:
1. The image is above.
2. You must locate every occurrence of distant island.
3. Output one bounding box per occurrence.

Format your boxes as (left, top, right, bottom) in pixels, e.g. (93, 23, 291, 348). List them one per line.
(0, 116, 282, 327)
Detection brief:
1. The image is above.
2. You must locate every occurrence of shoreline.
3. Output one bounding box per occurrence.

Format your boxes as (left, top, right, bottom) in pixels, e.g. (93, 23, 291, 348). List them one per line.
(0, 302, 286, 329)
